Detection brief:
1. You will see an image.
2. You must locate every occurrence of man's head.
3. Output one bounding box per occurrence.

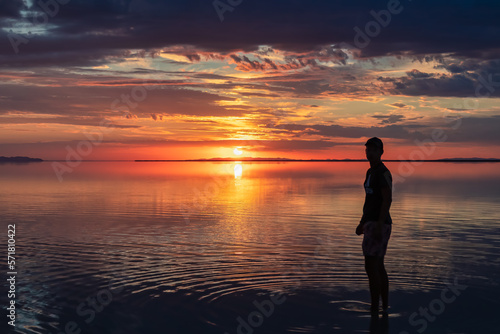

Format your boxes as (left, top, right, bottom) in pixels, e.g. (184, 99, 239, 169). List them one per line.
(365, 137, 384, 161)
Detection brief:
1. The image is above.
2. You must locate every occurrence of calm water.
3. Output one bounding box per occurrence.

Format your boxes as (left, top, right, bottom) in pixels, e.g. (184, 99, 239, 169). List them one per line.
(1, 161, 499, 334)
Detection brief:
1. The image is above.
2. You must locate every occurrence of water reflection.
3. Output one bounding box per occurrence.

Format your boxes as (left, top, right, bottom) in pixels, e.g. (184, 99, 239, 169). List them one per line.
(0, 161, 499, 333)
(369, 313, 389, 334)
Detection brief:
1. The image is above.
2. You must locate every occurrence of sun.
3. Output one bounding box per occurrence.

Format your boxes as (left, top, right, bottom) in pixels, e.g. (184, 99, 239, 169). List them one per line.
(233, 147, 243, 155)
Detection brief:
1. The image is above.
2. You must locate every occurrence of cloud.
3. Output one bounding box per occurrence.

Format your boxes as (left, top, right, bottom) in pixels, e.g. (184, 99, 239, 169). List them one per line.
(388, 103, 406, 108)
(377, 61, 500, 98)
(0, 81, 252, 121)
(1, 0, 500, 68)
(440, 115, 500, 144)
(150, 113, 163, 121)
(372, 114, 406, 124)
(265, 121, 419, 140)
(263, 113, 500, 146)
(1, 0, 500, 158)
(406, 69, 433, 79)
(0, 0, 24, 19)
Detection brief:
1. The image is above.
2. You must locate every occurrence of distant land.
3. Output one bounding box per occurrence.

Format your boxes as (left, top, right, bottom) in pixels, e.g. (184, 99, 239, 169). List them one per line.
(0, 156, 44, 163)
(6, 156, 498, 163)
(136, 157, 500, 162)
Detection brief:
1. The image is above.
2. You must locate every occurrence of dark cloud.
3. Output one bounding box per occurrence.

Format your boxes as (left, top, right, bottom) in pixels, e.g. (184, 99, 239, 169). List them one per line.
(1, 0, 500, 67)
(265, 114, 500, 145)
(372, 114, 405, 124)
(1, 1, 498, 102)
(406, 69, 433, 78)
(388, 103, 406, 108)
(0, 0, 24, 18)
(150, 113, 163, 121)
(378, 59, 500, 97)
(265, 122, 419, 140)
(441, 115, 500, 144)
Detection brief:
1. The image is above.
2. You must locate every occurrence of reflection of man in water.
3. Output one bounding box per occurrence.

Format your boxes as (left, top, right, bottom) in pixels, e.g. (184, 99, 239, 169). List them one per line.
(356, 137, 393, 316)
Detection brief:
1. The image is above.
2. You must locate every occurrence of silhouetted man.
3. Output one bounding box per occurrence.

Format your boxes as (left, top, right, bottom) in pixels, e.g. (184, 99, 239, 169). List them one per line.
(356, 137, 392, 316)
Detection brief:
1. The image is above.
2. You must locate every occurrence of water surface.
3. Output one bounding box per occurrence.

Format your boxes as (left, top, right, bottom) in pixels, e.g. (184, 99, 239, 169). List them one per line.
(1, 161, 499, 333)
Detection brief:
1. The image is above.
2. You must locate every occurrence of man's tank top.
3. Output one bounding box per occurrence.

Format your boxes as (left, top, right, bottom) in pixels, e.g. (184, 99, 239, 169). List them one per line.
(361, 161, 392, 225)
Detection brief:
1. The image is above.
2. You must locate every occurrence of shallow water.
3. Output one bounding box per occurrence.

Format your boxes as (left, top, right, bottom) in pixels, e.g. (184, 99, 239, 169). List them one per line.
(1, 161, 499, 333)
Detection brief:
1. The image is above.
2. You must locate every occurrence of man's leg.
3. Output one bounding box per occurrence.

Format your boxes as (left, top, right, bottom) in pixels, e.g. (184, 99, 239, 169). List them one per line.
(365, 255, 381, 314)
(379, 224, 391, 311)
(378, 256, 389, 310)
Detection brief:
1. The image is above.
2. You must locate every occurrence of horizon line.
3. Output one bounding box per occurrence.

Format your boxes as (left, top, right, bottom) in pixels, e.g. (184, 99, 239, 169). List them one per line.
(3, 156, 500, 162)
(39, 158, 500, 162)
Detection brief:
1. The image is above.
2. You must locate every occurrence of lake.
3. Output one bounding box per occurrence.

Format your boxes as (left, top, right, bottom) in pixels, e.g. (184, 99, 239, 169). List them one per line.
(1, 161, 499, 334)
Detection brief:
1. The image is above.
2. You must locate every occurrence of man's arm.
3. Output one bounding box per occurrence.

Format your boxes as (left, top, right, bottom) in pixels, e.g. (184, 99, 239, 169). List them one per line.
(356, 215, 365, 235)
(359, 169, 369, 225)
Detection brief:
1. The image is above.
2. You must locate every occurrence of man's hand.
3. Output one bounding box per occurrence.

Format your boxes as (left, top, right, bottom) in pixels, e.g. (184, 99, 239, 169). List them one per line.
(355, 223, 364, 235)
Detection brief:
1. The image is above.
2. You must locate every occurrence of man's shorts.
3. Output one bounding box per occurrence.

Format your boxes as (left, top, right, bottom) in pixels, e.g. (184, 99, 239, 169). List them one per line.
(362, 220, 391, 257)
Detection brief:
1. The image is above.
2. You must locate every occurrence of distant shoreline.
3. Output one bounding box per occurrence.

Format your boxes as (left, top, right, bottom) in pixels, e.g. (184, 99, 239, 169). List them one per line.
(11, 157, 500, 163)
(134, 158, 500, 162)
(0, 156, 43, 163)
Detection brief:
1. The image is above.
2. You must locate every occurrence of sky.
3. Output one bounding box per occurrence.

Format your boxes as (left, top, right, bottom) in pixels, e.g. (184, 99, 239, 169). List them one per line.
(1, 0, 500, 160)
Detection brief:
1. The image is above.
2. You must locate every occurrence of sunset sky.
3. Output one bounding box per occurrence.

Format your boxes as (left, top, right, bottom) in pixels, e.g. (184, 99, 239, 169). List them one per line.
(1, 0, 499, 160)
